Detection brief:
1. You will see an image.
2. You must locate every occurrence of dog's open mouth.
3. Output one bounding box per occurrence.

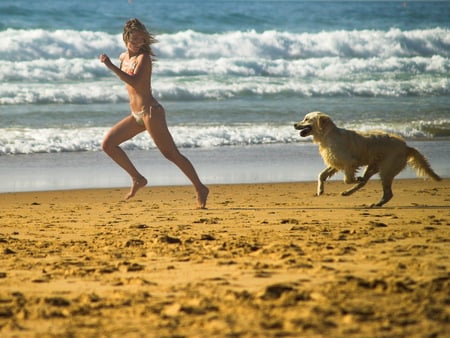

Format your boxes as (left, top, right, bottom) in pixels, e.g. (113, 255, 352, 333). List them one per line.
(298, 125, 312, 137)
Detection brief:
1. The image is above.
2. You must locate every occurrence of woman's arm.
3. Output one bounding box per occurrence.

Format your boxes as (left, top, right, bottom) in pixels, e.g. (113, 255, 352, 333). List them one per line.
(100, 53, 149, 87)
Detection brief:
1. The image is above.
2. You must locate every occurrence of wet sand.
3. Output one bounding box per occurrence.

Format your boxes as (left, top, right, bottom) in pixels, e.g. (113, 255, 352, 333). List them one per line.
(0, 179, 449, 337)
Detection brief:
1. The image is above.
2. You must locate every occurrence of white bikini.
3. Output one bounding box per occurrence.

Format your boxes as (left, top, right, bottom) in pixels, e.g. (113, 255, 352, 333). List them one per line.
(131, 103, 162, 125)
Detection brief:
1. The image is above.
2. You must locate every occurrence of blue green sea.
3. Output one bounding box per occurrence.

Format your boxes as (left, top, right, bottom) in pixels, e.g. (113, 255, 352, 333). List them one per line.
(0, 0, 448, 191)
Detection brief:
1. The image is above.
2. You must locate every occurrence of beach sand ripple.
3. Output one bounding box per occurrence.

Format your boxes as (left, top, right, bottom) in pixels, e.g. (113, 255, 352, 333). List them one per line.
(0, 179, 449, 337)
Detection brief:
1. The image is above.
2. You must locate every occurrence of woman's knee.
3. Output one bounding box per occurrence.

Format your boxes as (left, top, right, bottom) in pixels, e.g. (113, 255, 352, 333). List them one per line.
(159, 147, 182, 162)
(101, 137, 116, 154)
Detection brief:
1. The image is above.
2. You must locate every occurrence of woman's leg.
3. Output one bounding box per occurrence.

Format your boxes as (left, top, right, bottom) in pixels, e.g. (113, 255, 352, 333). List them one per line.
(143, 106, 209, 208)
(102, 115, 148, 199)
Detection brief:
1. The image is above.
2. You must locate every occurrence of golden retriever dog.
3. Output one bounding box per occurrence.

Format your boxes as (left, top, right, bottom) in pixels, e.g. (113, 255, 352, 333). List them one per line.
(294, 112, 441, 207)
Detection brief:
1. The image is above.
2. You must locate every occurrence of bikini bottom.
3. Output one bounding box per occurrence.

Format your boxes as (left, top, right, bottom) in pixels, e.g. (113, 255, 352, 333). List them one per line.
(131, 103, 162, 125)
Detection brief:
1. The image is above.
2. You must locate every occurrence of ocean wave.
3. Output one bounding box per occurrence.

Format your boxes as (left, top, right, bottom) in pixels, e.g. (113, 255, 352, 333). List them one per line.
(1, 120, 448, 155)
(0, 28, 120, 61)
(0, 82, 127, 105)
(158, 28, 450, 60)
(1, 75, 448, 105)
(2, 55, 448, 83)
(1, 27, 448, 104)
(0, 125, 296, 155)
(0, 27, 448, 61)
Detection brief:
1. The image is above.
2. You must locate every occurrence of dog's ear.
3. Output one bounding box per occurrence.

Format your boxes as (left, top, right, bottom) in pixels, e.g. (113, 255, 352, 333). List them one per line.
(317, 114, 330, 131)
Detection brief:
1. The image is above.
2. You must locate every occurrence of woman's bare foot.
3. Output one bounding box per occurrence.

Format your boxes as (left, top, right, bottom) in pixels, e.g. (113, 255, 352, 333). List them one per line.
(196, 185, 209, 209)
(125, 176, 148, 200)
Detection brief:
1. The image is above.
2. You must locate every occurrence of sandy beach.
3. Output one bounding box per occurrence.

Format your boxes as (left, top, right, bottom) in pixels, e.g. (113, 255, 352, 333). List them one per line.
(0, 179, 449, 337)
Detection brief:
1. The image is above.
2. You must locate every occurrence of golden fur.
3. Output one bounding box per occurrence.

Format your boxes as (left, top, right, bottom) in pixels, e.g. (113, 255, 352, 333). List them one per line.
(294, 112, 441, 206)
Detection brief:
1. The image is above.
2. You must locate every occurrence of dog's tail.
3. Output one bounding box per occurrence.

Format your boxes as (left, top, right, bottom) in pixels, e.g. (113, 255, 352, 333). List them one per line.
(407, 147, 441, 181)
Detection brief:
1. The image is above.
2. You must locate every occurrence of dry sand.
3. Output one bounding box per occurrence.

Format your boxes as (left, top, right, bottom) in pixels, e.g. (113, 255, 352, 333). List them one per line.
(0, 179, 449, 338)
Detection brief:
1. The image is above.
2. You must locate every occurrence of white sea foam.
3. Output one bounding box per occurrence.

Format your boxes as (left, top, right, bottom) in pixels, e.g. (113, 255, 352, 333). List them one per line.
(1, 27, 448, 61)
(0, 59, 448, 104)
(2, 55, 448, 83)
(0, 28, 120, 61)
(1, 119, 448, 155)
(1, 27, 448, 104)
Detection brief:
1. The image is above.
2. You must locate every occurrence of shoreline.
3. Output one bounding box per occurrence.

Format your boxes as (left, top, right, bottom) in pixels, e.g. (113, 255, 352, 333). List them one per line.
(0, 179, 449, 337)
(1, 178, 448, 209)
(0, 141, 449, 194)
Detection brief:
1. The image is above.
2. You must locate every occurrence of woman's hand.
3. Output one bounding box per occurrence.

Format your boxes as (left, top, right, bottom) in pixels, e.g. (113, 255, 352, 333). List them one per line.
(99, 53, 112, 66)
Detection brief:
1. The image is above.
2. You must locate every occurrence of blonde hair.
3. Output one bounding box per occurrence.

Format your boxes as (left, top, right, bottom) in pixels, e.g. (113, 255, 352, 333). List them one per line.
(123, 18, 157, 61)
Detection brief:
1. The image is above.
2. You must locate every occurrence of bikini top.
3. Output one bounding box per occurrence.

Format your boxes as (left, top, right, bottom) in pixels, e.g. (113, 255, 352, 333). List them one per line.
(120, 55, 137, 75)
(119, 54, 153, 91)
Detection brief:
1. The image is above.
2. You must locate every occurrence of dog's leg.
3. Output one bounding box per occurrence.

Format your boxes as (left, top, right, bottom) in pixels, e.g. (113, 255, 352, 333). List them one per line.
(372, 153, 408, 207)
(372, 176, 394, 207)
(342, 165, 378, 196)
(317, 167, 337, 196)
(343, 168, 358, 184)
